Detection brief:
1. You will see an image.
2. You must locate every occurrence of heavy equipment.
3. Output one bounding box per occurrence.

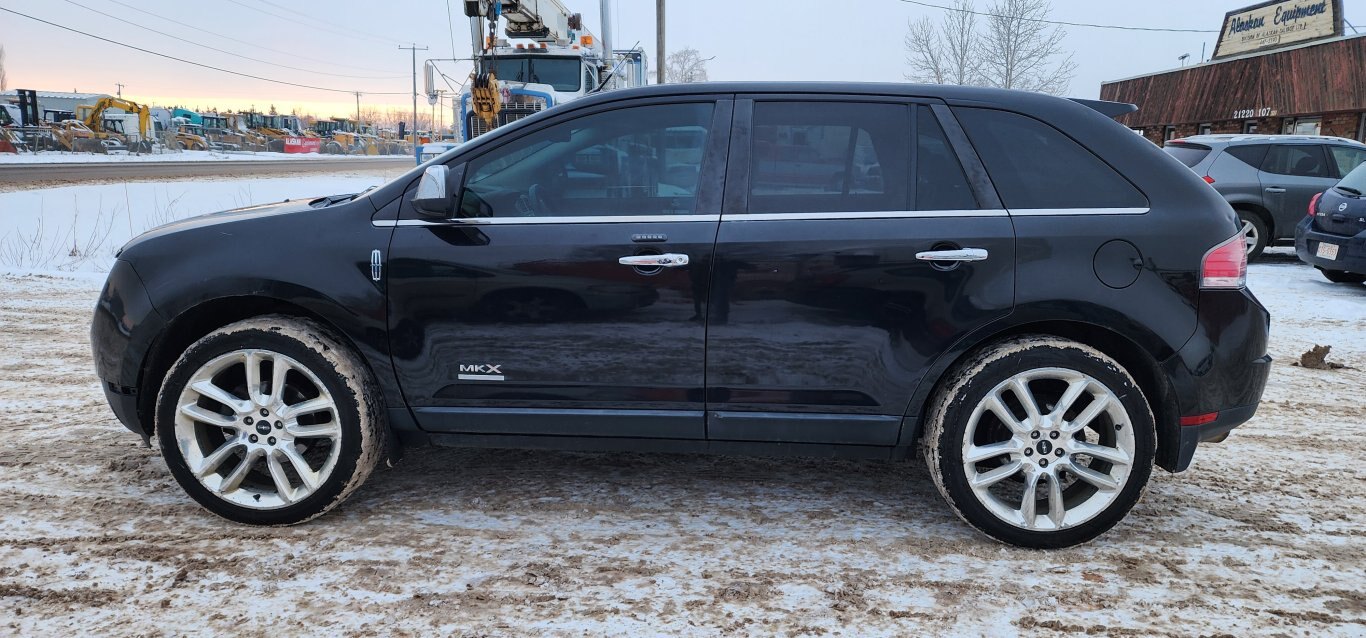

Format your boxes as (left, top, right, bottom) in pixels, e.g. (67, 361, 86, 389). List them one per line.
(76, 97, 154, 153)
(452, 0, 646, 141)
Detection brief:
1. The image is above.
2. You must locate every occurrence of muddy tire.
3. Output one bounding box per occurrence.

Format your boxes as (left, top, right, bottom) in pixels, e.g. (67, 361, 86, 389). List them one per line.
(155, 315, 386, 525)
(923, 335, 1155, 549)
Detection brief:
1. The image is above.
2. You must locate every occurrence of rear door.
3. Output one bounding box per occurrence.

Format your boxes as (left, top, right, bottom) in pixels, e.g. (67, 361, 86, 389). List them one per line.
(386, 97, 730, 439)
(703, 97, 1015, 447)
(1259, 144, 1336, 235)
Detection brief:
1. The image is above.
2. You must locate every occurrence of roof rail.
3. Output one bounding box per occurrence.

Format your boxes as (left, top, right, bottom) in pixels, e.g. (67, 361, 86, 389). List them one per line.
(1070, 98, 1137, 119)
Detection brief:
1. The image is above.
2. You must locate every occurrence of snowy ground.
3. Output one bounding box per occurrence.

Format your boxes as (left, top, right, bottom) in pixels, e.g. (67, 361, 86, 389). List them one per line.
(0, 150, 404, 164)
(0, 246, 1361, 635)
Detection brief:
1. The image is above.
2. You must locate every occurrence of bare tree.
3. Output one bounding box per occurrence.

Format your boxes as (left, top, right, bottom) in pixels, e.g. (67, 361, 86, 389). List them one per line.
(976, 0, 1076, 94)
(903, 0, 1075, 95)
(0, 45, 8, 92)
(665, 47, 710, 84)
(904, 0, 978, 86)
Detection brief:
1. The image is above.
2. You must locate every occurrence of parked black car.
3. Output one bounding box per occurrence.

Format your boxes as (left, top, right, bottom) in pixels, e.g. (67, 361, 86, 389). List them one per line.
(92, 83, 1271, 548)
(1297, 162, 1366, 283)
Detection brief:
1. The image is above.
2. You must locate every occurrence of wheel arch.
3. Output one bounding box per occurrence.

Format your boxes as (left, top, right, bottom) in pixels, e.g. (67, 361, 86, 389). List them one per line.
(1228, 200, 1274, 236)
(135, 294, 382, 439)
(902, 318, 1183, 472)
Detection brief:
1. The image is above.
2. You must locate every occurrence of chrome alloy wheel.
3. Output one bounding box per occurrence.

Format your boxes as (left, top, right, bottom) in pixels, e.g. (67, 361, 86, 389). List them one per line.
(961, 368, 1136, 531)
(173, 349, 341, 509)
(1241, 219, 1259, 256)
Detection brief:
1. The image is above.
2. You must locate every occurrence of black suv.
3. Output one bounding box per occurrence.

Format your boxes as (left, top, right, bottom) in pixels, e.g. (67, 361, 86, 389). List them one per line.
(92, 83, 1271, 548)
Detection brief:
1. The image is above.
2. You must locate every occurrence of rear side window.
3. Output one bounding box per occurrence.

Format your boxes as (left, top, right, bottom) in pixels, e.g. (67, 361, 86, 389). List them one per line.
(1224, 144, 1269, 168)
(1163, 143, 1211, 167)
(748, 102, 910, 213)
(916, 106, 977, 210)
(1260, 145, 1329, 177)
(955, 107, 1147, 210)
(1338, 162, 1366, 193)
(1328, 145, 1366, 178)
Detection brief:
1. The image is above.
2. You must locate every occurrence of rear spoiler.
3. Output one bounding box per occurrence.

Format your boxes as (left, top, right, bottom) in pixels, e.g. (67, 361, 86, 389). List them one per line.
(1070, 98, 1138, 119)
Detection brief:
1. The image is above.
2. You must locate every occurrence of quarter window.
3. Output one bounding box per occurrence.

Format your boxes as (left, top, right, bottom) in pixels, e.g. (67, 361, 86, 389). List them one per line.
(1224, 144, 1270, 168)
(1328, 146, 1366, 178)
(747, 102, 910, 213)
(955, 107, 1148, 210)
(458, 102, 714, 218)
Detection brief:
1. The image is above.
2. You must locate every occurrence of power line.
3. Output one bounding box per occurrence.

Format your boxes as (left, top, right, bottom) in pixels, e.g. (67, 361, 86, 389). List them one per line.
(255, 0, 407, 46)
(895, 0, 1220, 34)
(223, 0, 404, 47)
(446, 0, 460, 61)
(61, 0, 405, 80)
(101, 0, 402, 75)
(0, 6, 408, 95)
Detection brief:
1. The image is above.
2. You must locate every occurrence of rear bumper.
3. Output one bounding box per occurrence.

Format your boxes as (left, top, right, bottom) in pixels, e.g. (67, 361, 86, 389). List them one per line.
(1159, 288, 1271, 472)
(1295, 217, 1366, 275)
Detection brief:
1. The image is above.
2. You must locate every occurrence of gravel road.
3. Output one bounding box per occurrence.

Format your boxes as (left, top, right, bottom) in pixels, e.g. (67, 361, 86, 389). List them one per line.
(0, 258, 1362, 637)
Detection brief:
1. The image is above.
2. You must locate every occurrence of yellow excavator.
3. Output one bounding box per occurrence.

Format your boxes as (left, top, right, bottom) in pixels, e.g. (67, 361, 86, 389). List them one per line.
(75, 97, 154, 153)
(314, 118, 381, 155)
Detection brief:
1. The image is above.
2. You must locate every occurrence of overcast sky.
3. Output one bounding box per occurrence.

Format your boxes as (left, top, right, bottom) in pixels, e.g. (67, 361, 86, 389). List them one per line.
(1, 0, 1358, 119)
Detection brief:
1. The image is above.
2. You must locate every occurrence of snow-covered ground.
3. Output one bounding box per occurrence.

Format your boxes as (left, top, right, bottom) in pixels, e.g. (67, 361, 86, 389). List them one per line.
(0, 150, 404, 164)
(0, 173, 1361, 634)
(0, 174, 400, 272)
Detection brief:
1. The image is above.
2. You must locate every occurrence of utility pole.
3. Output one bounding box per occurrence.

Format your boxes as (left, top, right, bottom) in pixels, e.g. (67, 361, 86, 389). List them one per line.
(656, 0, 665, 84)
(115, 82, 125, 98)
(400, 43, 429, 162)
(354, 91, 362, 124)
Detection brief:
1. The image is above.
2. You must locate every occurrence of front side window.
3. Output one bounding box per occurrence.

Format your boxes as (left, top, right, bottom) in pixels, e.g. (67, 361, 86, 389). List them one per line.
(1261, 145, 1329, 177)
(956, 107, 1148, 210)
(1328, 146, 1366, 178)
(747, 102, 910, 213)
(459, 102, 714, 218)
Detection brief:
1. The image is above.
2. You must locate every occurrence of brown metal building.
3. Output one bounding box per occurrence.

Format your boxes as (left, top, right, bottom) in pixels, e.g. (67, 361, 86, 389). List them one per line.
(1100, 33, 1366, 145)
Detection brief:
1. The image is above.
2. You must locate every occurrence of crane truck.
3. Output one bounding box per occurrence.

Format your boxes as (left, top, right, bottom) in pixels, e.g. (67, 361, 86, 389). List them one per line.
(447, 0, 646, 145)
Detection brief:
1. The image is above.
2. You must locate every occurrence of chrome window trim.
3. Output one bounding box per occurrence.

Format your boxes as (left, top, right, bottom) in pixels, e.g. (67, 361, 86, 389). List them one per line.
(1008, 207, 1150, 216)
(721, 209, 1007, 221)
(374, 214, 721, 227)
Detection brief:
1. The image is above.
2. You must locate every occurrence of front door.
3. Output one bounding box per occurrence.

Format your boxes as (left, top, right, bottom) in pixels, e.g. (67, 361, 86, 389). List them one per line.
(387, 98, 730, 439)
(704, 99, 1016, 446)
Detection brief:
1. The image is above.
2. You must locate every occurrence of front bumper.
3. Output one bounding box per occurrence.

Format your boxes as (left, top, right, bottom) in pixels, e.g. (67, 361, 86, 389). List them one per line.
(91, 258, 164, 439)
(1159, 288, 1272, 472)
(1295, 217, 1366, 275)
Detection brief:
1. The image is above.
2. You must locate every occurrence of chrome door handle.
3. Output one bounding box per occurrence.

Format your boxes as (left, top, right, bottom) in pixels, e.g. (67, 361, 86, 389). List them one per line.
(916, 248, 988, 262)
(1264, 187, 1286, 193)
(619, 253, 690, 267)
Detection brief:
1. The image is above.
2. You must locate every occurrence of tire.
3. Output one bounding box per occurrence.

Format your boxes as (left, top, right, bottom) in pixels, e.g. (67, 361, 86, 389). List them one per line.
(923, 335, 1156, 549)
(1318, 267, 1366, 284)
(155, 315, 386, 525)
(1237, 210, 1269, 260)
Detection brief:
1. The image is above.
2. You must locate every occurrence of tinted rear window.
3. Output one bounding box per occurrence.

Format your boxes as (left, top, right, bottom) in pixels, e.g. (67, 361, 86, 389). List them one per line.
(1338, 162, 1366, 194)
(955, 107, 1148, 210)
(1261, 144, 1330, 177)
(1164, 143, 1211, 167)
(1224, 144, 1269, 168)
(916, 106, 977, 210)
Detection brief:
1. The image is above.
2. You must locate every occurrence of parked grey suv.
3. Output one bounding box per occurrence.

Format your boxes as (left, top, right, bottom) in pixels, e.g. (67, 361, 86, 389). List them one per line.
(1164, 135, 1366, 258)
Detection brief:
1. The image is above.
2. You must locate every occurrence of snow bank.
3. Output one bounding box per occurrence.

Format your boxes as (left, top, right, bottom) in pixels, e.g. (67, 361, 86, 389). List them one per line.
(0, 150, 404, 164)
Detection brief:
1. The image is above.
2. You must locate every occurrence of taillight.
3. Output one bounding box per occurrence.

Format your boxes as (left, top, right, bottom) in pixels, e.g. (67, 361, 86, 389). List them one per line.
(1201, 234, 1247, 289)
(1308, 191, 1323, 216)
(1202, 175, 1216, 184)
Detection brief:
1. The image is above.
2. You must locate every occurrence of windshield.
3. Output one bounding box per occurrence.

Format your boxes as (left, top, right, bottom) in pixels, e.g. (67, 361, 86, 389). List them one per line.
(1338, 162, 1366, 194)
(483, 55, 582, 92)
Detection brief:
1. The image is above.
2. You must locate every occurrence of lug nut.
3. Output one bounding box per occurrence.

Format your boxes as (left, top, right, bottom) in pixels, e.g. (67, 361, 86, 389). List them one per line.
(244, 416, 254, 425)
(1055, 449, 1065, 457)
(267, 437, 276, 445)
(260, 408, 269, 417)
(1039, 459, 1049, 468)
(1030, 431, 1041, 440)
(1024, 449, 1034, 457)
(274, 421, 283, 430)
(1115, 423, 1124, 431)
(1049, 431, 1059, 440)
(249, 434, 258, 443)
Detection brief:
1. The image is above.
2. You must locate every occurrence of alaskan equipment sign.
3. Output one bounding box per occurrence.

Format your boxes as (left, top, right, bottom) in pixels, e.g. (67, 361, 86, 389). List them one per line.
(1212, 0, 1343, 59)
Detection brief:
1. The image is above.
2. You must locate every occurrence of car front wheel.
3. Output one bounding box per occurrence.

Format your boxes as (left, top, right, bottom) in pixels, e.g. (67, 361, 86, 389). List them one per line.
(155, 315, 385, 525)
(923, 336, 1155, 548)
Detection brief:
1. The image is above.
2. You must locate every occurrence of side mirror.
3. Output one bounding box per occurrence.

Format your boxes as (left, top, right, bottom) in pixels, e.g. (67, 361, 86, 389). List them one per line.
(412, 165, 453, 217)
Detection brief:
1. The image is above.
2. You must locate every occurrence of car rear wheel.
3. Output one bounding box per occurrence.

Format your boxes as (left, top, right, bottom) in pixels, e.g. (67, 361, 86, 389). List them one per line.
(1318, 267, 1366, 284)
(923, 336, 1155, 548)
(1238, 211, 1268, 259)
(155, 315, 385, 525)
